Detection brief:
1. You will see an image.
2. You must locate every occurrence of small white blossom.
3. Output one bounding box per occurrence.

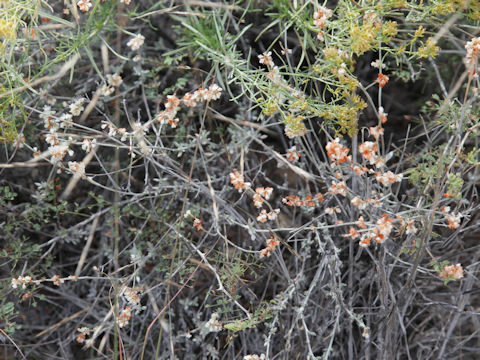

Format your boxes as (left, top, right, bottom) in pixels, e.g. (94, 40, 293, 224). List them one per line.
(371, 59, 386, 69)
(127, 34, 145, 51)
(69, 98, 85, 116)
(99, 84, 114, 97)
(59, 113, 73, 129)
(204, 313, 222, 333)
(77, 0, 92, 12)
(68, 161, 86, 178)
(107, 73, 123, 87)
(40, 105, 58, 132)
(81, 138, 96, 152)
(258, 51, 274, 67)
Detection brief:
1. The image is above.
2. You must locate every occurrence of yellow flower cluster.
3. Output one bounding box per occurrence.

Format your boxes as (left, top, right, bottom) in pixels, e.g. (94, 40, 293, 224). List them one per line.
(0, 19, 16, 40)
(350, 22, 377, 55)
(283, 112, 307, 138)
(417, 38, 440, 59)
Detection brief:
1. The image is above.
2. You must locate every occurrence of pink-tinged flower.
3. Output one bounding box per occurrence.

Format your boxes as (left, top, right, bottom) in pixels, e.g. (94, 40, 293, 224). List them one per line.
(378, 106, 388, 123)
(282, 195, 304, 206)
(76, 327, 91, 344)
(446, 213, 461, 229)
(376, 214, 394, 238)
(118, 306, 132, 328)
(206, 84, 222, 100)
(77, 0, 92, 12)
(286, 146, 301, 162)
(51, 275, 64, 286)
(313, 7, 332, 28)
(325, 206, 341, 215)
(259, 236, 280, 258)
(257, 209, 268, 223)
(256, 209, 279, 222)
(440, 263, 464, 279)
(329, 181, 347, 196)
(244, 355, 265, 360)
(253, 194, 264, 208)
(258, 51, 274, 67)
(204, 313, 222, 332)
(182, 92, 197, 107)
(68, 161, 86, 178)
(81, 138, 96, 152)
(351, 196, 367, 210)
(356, 216, 367, 229)
(441, 205, 451, 214)
(400, 218, 417, 235)
(375, 171, 403, 185)
(193, 218, 203, 231)
(369, 126, 384, 140)
(376, 73, 389, 88)
(107, 73, 123, 87)
(359, 141, 378, 165)
(351, 165, 368, 176)
(165, 95, 180, 112)
(267, 209, 280, 220)
(343, 227, 360, 239)
(229, 171, 251, 192)
(326, 138, 351, 164)
(359, 233, 373, 247)
(255, 186, 273, 200)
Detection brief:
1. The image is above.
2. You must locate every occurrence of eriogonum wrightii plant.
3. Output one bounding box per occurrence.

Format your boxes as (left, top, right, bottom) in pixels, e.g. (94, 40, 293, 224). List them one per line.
(2, 1, 479, 359)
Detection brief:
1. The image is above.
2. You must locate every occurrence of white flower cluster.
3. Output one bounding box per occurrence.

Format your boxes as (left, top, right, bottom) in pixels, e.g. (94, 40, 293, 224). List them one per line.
(81, 138, 96, 152)
(313, 6, 333, 40)
(68, 161, 86, 178)
(204, 313, 222, 333)
(11, 275, 34, 289)
(127, 34, 145, 51)
(121, 286, 143, 313)
(69, 98, 85, 116)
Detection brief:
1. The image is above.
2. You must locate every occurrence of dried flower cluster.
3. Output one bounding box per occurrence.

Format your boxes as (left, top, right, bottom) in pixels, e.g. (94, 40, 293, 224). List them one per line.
(155, 84, 222, 128)
(439, 263, 464, 280)
(286, 146, 301, 162)
(118, 306, 132, 328)
(229, 171, 251, 192)
(76, 327, 91, 344)
(326, 138, 351, 164)
(259, 236, 280, 258)
(12, 274, 78, 289)
(282, 193, 324, 207)
(441, 206, 462, 229)
(313, 6, 333, 41)
(376, 73, 389, 88)
(465, 37, 480, 77)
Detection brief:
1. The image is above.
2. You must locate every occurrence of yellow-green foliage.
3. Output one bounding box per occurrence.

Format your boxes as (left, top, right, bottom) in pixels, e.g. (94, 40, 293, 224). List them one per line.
(350, 21, 377, 55)
(0, 93, 20, 144)
(417, 37, 440, 58)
